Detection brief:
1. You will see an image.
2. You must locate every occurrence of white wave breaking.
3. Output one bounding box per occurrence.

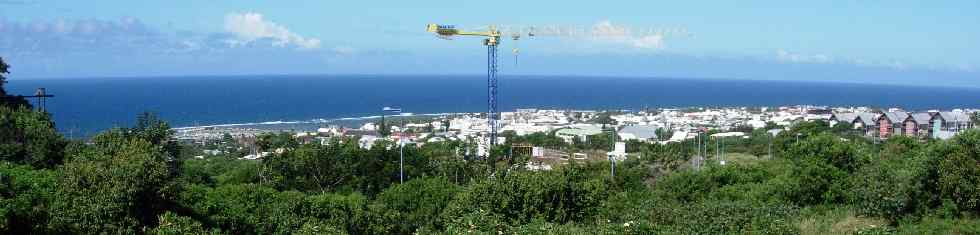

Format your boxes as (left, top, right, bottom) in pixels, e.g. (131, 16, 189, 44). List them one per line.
(172, 112, 457, 130)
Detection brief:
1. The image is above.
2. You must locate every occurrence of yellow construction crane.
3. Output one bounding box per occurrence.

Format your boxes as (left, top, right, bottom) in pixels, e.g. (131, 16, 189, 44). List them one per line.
(426, 24, 524, 148)
(426, 24, 504, 44)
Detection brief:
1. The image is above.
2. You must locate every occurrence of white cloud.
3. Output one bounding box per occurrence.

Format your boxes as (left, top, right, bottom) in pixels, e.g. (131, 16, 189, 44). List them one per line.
(776, 50, 832, 63)
(775, 50, 951, 71)
(590, 20, 665, 50)
(591, 20, 632, 39)
(632, 35, 664, 49)
(224, 12, 321, 49)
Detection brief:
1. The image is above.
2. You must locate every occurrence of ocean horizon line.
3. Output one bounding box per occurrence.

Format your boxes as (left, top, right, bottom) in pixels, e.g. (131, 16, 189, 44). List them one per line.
(12, 73, 980, 90)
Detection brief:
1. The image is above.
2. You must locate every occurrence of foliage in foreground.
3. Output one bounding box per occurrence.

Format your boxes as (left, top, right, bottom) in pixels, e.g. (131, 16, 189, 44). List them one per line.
(4, 105, 980, 233)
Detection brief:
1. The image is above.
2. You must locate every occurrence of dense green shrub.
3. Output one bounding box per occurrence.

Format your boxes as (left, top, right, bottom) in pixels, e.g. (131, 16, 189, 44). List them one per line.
(654, 161, 781, 203)
(303, 192, 394, 234)
(896, 217, 980, 234)
(376, 177, 459, 234)
(938, 130, 980, 214)
(850, 156, 930, 221)
(6, 110, 980, 234)
(647, 199, 799, 234)
(442, 165, 609, 226)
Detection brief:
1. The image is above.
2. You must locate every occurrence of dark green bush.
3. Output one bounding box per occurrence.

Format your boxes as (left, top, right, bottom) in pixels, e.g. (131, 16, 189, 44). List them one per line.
(376, 177, 459, 234)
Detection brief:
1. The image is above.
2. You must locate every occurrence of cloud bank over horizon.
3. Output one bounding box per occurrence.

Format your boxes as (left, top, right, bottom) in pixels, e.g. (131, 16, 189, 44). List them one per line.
(0, 12, 975, 87)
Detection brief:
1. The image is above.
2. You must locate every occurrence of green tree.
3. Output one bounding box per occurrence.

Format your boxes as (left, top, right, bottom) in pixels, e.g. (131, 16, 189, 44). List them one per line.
(592, 112, 617, 128)
(179, 154, 261, 186)
(656, 128, 672, 141)
(262, 139, 355, 192)
(0, 57, 29, 109)
(49, 132, 176, 233)
(972, 113, 979, 128)
(639, 141, 689, 171)
(937, 130, 980, 213)
(129, 112, 180, 158)
(0, 57, 7, 94)
(0, 106, 66, 168)
(256, 132, 298, 153)
(377, 121, 391, 137)
(764, 121, 781, 130)
(585, 132, 616, 151)
(180, 183, 289, 233)
(417, 140, 482, 185)
(149, 211, 211, 235)
(0, 162, 57, 233)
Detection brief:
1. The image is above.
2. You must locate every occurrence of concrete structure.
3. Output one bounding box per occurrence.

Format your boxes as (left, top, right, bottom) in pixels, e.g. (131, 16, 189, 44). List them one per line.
(617, 125, 659, 142)
(607, 141, 627, 161)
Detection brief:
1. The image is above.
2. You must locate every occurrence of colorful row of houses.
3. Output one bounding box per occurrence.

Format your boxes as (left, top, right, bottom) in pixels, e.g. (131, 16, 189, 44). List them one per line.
(830, 110, 975, 140)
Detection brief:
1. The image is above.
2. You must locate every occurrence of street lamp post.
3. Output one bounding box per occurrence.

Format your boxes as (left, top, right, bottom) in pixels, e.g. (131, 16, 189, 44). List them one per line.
(606, 128, 616, 178)
(399, 139, 415, 184)
(719, 136, 726, 165)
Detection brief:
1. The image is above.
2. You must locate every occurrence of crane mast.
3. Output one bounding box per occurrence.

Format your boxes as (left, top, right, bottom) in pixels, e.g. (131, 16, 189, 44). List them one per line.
(427, 24, 506, 148)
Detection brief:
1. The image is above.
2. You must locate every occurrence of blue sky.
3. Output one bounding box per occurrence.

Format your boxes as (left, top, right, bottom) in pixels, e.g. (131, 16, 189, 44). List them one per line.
(1, 0, 978, 86)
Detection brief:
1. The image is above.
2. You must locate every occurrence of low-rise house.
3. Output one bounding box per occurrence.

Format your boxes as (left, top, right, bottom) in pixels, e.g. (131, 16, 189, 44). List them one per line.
(932, 111, 974, 134)
(829, 113, 858, 127)
(830, 112, 880, 137)
(343, 129, 381, 137)
(854, 113, 879, 137)
(555, 125, 604, 143)
(877, 112, 909, 139)
(904, 113, 932, 138)
(358, 135, 379, 149)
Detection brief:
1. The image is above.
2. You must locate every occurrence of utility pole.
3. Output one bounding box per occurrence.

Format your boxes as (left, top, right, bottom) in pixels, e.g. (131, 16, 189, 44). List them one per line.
(606, 127, 616, 179)
(400, 142, 404, 183)
(699, 132, 704, 165)
(722, 137, 726, 164)
(768, 133, 773, 160)
(699, 132, 704, 169)
(715, 136, 720, 161)
(692, 133, 698, 170)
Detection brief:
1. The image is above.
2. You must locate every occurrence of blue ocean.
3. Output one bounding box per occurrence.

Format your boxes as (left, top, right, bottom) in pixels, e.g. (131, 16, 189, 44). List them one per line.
(7, 75, 980, 137)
